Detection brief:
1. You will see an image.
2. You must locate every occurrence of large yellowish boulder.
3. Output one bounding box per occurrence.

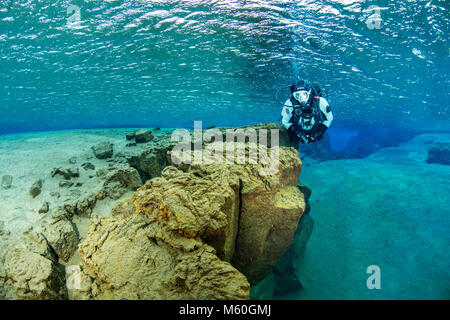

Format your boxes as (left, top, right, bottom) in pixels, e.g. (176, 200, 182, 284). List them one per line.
(178, 144, 305, 284)
(3, 232, 68, 300)
(75, 215, 249, 300)
(131, 166, 241, 262)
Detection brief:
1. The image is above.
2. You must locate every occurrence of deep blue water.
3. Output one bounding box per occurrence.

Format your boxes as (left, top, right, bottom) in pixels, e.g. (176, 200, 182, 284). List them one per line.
(0, 0, 449, 135)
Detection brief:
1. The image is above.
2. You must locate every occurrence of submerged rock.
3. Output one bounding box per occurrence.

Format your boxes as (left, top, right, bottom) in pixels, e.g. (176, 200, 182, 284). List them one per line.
(91, 142, 114, 159)
(29, 179, 42, 198)
(169, 140, 305, 284)
(134, 129, 153, 143)
(426, 143, 450, 165)
(3, 231, 68, 300)
(125, 141, 178, 182)
(95, 169, 106, 177)
(59, 181, 74, 188)
(75, 135, 305, 300)
(1, 175, 12, 189)
(132, 166, 241, 262)
(75, 215, 249, 300)
(9, 122, 305, 300)
(40, 210, 79, 262)
(81, 162, 95, 171)
(272, 214, 314, 296)
(227, 122, 299, 150)
(126, 132, 135, 141)
(63, 193, 97, 217)
(51, 167, 79, 180)
(250, 183, 313, 298)
(229, 149, 304, 284)
(38, 201, 50, 214)
(111, 198, 136, 218)
(102, 164, 143, 200)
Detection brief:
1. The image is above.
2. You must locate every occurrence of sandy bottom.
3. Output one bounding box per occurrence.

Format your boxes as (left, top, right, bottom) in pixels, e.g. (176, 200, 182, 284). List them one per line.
(283, 133, 450, 299)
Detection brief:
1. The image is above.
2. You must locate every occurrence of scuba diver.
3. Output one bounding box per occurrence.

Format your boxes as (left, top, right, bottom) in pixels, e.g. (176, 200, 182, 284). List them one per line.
(281, 80, 333, 144)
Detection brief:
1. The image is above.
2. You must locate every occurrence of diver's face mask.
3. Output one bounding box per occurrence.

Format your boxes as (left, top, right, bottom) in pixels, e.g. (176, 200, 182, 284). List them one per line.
(293, 90, 310, 105)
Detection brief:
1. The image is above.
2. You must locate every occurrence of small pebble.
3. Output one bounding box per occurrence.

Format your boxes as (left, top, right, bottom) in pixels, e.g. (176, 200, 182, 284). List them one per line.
(29, 179, 43, 198)
(38, 201, 49, 214)
(81, 162, 95, 171)
(59, 181, 74, 188)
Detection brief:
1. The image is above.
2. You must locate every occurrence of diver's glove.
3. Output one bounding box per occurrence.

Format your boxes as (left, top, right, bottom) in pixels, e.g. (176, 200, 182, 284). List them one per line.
(315, 123, 328, 141)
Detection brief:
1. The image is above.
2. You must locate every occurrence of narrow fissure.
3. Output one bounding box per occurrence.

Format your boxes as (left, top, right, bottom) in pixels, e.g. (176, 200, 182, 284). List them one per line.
(232, 178, 243, 263)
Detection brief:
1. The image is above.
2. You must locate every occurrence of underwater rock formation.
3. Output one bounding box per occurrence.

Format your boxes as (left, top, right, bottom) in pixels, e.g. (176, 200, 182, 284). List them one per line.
(29, 179, 43, 198)
(125, 146, 174, 182)
(111, 197, 136, 218)
(426, 143, 450, 165)
(134, 129, 154, 143)
(91, 142, 114, 159)
(210, 122, 299, 151)
(74, 215, 249, 300)
(101, 164, 143, 200)
(3, 231, 68, 300)
(81, 162, 95, 171)
(0, 221, 9, 240)
(272, 184, 314, 296)
(40, 210, 79, 263)
(1, 123, 308, 300)
(131, 166, 241, 262)
(170, 142, 305, 284)
(51, 167, 80, 180)
(74, 134, 306, 299)
(63, 192, 97, 217)
(250, 183, 314, 298)
(125, 129, 154, 144)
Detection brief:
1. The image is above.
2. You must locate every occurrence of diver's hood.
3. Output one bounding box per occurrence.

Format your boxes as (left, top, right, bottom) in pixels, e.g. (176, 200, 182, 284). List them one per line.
(290, 80, 311, 93)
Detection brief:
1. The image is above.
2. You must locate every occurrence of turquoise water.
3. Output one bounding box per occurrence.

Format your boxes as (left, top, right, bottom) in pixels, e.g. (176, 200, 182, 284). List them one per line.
(1, 0, 449, 133)
(1, 0, 449, 299)
(294, 135, 450, 299)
